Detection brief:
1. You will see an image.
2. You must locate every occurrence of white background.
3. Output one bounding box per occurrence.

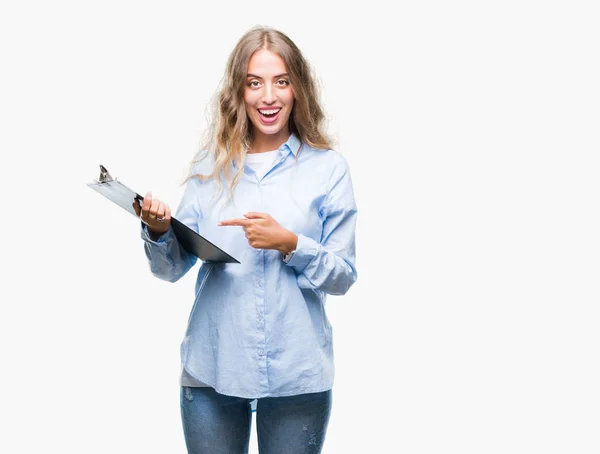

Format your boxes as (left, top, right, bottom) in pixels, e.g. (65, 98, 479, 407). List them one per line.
(1, 1, 599, 453)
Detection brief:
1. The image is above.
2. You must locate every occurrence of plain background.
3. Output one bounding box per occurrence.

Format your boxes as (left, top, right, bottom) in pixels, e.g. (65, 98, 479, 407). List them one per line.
(1, 0, 599, 452)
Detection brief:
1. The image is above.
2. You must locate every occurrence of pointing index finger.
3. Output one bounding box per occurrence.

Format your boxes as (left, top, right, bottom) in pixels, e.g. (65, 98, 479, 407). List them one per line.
(218, 218, 251, 226)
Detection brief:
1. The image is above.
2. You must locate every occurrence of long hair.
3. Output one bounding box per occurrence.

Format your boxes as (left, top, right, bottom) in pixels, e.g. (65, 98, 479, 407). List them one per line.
(183, 26, 333, 205)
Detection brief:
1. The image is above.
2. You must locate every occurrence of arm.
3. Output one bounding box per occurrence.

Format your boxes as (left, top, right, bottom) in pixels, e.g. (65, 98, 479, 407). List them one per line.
(285, 157, 358, 296)
(140, 177, 201, 283)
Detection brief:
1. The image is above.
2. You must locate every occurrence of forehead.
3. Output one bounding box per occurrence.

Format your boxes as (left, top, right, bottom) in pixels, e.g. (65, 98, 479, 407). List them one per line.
(247, 49, 288, 76)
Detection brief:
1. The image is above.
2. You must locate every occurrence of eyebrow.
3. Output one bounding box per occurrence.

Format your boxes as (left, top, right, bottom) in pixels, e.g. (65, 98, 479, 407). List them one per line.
(246, 73, 289, 79)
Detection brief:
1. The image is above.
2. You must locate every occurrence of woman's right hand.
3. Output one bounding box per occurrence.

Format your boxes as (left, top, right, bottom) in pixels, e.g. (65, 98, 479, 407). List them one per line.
(133, 191, 172, 236)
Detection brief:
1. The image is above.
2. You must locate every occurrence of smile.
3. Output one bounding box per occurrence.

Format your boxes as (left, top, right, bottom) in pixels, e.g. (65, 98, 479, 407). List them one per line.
(258, 108, 281, 116)
(257, 108, 282, 124)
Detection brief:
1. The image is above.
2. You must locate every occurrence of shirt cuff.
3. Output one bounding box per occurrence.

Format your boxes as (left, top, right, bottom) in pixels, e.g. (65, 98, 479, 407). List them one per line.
(140, 221, 174, 245)
(284, 233, 319, 273)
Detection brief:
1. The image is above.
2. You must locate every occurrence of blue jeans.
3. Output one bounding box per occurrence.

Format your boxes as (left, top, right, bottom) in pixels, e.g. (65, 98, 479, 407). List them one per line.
(180, 386, 332, 453)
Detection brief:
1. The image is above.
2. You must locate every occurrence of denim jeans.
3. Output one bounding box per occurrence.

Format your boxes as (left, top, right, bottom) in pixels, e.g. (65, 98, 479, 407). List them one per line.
(180, 386, 332, 453)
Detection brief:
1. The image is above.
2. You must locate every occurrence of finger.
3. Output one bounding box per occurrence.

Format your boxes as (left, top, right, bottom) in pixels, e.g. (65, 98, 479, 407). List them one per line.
(148, 198, 160, 219)
(243, 212, 268, 219)
(141, 192, 152, 218)
(218, 218, 252, 226)
(156, 201, 166, 222)
(164, 204, 172, 221)
(157, 201, 166, 217)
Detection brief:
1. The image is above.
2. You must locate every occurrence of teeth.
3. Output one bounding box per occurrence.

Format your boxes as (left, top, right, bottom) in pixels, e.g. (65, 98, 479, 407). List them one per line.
(259, 108, 281, 115)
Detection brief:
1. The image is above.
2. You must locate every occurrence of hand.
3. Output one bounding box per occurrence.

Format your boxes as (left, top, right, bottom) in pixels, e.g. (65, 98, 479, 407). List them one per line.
(218, 212, 297, 254)
(133, 191, 171, 236)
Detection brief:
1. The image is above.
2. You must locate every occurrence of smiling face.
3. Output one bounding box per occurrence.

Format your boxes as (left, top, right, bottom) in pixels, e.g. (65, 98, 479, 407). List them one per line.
(243, 48, 295, 152)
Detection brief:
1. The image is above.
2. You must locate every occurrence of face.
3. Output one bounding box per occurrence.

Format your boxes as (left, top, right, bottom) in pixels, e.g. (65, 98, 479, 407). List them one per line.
(244, 48, 295, 149)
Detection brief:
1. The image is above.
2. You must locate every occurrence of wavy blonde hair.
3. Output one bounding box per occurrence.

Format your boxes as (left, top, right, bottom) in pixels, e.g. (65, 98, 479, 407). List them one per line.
(183, 26, 333, 204)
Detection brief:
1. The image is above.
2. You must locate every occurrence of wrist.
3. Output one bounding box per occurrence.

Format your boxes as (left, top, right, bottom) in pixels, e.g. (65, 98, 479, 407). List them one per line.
(277, 231, 298, 254)
(147, 225, 168, 241)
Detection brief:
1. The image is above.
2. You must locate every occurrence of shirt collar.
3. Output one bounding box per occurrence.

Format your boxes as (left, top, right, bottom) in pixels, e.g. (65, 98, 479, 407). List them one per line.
(234, 133, 301, 169)
(282, 132, 302, 157)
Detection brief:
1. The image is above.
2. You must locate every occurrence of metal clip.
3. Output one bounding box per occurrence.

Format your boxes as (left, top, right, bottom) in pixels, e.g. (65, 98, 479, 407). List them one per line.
(98, 164, 114, 183)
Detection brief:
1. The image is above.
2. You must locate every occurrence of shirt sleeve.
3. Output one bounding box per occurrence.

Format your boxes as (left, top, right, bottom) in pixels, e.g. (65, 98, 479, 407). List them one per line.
(139, 175, 201, 283)
(284, 156, 358, 295)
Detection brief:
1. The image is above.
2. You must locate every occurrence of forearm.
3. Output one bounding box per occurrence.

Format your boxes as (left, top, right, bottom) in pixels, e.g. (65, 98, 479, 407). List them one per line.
(140, 223, 197, 282)
(147, 227, 166, 242)
(275, 230, 298, 255)
(285, 234, 357, 296)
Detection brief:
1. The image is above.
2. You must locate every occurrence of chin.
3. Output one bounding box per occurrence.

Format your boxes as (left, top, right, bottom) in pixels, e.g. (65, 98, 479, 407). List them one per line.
(258, 126, 284, 135)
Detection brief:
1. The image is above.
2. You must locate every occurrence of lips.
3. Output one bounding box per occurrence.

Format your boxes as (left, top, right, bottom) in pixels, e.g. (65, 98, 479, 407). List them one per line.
(257, 108, 281, 125)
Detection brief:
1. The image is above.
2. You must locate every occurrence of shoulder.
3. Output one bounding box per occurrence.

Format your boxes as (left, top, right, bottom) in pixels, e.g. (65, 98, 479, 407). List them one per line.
(184, 151, 215, 185)
(300, 143, 350, 173)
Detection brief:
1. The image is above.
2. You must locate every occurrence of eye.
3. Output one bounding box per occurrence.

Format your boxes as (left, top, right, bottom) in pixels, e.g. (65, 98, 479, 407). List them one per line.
(248, 80, 261, 88)
(276, 79, 290, 86)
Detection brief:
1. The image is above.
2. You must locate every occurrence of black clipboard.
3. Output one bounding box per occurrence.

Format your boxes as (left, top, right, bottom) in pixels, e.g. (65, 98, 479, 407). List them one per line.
(87, 165, 240, 264)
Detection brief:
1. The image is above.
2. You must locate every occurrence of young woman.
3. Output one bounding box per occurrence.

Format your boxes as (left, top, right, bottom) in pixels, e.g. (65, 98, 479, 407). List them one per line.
(135, 26, 358, 453)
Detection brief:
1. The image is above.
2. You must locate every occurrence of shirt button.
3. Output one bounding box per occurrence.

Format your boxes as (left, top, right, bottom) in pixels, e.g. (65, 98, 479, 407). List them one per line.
(258, 349, 264, 356)
(257, 281, 263, 287)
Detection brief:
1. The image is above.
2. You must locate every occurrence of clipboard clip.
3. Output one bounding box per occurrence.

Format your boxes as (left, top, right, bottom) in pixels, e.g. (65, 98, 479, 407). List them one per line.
(96, 164, 143, 203)
(98, 164, 115, 183)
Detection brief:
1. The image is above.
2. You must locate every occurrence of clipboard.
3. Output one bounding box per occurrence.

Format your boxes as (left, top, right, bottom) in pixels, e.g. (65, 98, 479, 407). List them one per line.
(87, 165, 240, 264)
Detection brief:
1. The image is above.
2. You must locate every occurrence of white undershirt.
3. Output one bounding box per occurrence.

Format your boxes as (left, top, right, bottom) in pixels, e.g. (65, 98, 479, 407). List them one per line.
(180, 149, 279, 388)
(244, 149, 279, 180)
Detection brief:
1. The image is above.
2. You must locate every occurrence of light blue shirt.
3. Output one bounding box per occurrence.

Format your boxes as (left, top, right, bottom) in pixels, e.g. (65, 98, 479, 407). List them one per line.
(140, 133, 357, 399)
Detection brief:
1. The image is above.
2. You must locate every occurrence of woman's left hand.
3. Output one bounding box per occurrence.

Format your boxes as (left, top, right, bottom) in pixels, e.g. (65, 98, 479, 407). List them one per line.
(219, 212, 297, 254)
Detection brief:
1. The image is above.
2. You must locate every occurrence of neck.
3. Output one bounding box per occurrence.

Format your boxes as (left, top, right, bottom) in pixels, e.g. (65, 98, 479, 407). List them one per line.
(249, 129, 290, 153)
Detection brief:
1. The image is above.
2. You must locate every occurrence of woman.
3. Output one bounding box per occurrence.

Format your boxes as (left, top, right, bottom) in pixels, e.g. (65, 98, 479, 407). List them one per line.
(136, 26, 357, 453)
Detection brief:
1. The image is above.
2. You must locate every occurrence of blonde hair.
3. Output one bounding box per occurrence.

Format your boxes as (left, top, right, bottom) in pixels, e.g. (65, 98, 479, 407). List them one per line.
(183, 26, 333, 204)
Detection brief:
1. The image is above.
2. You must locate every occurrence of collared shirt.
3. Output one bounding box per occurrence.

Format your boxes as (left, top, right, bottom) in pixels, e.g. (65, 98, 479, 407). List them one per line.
(140, 133, 358, 398)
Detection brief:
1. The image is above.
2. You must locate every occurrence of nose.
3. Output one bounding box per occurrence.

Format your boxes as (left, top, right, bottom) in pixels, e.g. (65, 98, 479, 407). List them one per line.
(261, 84, 277, 105)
